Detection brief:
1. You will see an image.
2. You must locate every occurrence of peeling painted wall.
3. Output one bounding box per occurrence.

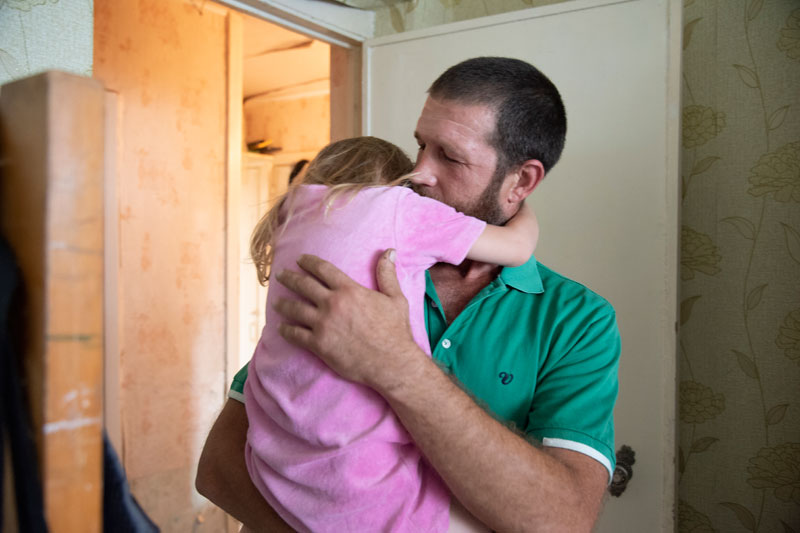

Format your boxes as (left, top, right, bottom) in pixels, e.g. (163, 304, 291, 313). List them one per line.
(94, 0, 228, 529)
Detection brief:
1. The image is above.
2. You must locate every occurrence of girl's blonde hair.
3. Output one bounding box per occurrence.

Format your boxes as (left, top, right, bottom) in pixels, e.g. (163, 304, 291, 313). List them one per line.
(250, 136, 414, 285)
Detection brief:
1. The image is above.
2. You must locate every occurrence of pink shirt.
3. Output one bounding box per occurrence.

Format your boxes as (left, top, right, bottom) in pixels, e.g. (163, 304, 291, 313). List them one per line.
(244, 185, 486, 533)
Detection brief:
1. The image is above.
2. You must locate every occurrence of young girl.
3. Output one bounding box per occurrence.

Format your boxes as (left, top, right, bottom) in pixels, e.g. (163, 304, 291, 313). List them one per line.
(244, 136, 538, 533)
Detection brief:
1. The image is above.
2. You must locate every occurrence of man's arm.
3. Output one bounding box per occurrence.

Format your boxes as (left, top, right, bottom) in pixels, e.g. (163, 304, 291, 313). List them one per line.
(378, 352, 607, 532)
(273, 251, 608, 532)
(195, 399, 293, 533)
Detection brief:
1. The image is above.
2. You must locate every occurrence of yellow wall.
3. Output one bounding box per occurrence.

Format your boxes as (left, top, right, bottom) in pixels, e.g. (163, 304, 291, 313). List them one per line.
(244, 94, 330, 156)
(94, 0, 228, 529)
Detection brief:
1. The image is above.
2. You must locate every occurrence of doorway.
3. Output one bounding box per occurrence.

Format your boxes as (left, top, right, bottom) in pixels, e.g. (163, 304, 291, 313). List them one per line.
(235, 11, 331, 379)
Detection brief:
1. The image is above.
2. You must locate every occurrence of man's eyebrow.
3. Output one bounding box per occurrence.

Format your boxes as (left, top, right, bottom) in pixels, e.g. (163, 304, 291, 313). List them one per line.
(413, 132, 469, 161)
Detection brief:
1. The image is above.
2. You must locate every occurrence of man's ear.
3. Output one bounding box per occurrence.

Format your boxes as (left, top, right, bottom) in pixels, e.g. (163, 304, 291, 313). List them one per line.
(504, 159, 545, 204)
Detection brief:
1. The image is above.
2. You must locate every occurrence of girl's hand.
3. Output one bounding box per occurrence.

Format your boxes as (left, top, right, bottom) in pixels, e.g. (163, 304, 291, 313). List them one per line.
(507, 201, 539, 251)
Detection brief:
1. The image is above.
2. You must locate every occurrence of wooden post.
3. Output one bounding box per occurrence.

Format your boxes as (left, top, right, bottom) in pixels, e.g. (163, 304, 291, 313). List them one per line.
(330, 45, 362, 141)
(0, 71, 104, 533)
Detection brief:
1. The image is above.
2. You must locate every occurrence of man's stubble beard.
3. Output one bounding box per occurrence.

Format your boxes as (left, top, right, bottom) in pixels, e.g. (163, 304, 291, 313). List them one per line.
(468, 171, 507, 226)
(412, 168, 508, 226)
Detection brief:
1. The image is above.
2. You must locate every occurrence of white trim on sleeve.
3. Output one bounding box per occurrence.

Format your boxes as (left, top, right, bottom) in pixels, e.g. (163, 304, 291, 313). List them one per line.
(542, 437, 613, 483)
(228, 389, 245, 403)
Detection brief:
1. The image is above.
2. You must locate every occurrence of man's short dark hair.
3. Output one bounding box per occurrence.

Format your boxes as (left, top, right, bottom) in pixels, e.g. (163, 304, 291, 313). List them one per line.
(429, 57, 566, 176)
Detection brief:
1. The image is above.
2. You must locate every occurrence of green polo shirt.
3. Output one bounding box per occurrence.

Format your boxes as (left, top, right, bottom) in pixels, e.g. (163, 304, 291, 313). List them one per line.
(230, 256, 620, 478)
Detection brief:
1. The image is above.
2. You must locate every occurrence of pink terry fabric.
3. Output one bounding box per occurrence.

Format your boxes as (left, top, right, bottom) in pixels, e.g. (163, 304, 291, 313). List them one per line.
(244, 185, 486, 533)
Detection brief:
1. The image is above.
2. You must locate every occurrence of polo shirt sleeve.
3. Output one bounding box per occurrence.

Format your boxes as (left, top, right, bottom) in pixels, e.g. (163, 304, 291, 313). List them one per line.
(393, 189, 486, 270)
(228, 362, 250, 403)
(526, 302, 620, 481)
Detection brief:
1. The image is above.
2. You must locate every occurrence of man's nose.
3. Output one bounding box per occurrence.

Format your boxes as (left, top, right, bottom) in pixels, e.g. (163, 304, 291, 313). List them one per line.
(409, 171, 437, 188)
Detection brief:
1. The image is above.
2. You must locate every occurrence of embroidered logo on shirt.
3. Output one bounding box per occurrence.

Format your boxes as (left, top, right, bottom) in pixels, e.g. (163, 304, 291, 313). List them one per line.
(499, 372, 514, 385)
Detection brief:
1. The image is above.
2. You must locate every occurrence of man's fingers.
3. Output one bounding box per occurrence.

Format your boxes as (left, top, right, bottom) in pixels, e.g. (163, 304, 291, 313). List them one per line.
(275, 268, 329, 305)
(296, 254, 356, 290)
(376, 249, 404, 299)
(272, 297, 319, 328)
(277, 323, 314, 351)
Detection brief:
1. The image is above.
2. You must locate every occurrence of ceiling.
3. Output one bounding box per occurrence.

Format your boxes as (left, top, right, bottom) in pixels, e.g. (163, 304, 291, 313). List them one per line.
(241, 14, 330, 101)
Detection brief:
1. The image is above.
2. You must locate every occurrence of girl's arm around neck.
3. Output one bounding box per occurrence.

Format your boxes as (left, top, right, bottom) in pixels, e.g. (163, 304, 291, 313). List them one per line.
(466, 202, 538, 267)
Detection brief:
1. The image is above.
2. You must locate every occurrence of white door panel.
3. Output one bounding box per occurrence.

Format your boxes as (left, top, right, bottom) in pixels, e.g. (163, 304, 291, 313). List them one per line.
(364, 0, 680, 531)
(240, 154, 274, 371)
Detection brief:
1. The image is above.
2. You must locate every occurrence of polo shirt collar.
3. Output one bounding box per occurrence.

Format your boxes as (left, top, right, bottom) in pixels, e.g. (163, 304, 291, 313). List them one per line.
(497, 255, 544, 294)
(425, 255, 544, 297)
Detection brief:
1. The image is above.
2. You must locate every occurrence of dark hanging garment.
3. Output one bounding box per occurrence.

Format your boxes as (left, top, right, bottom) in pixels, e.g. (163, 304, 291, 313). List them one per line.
(102, 433, 159, 533)
(1, 235, 158, 532)
(0, 236, 48, 532)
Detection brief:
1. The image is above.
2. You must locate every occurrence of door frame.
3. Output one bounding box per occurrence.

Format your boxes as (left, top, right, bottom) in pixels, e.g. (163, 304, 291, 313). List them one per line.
(217, 0, 367, 141)
(216, 0, 374, 49)
(216, 1, 368, 393)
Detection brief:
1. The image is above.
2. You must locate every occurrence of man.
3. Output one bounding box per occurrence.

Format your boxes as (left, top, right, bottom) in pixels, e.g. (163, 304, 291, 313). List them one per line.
(197, 57, 620, 532)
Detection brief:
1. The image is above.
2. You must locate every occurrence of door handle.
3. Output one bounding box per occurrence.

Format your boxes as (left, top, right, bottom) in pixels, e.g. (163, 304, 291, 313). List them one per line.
(609, 445, 636, 497)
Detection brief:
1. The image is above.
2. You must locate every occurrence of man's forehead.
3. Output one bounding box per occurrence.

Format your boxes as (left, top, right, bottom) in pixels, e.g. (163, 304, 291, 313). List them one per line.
(415, 97, 495, 150)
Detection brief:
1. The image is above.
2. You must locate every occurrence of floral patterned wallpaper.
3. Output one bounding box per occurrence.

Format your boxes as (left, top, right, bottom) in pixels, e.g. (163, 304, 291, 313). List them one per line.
(342, 0, 800, 530)
(679, 1, 799, 530)
(0, 0, 93, 87)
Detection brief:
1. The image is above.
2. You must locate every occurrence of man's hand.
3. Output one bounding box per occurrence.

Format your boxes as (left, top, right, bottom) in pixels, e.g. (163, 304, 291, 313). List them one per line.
(273, 249, 426, 392)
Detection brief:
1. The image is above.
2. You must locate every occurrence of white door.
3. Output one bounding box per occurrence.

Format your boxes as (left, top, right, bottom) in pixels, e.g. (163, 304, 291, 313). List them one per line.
(363, 0, 681, 531)
(239, 153, 274, 371)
